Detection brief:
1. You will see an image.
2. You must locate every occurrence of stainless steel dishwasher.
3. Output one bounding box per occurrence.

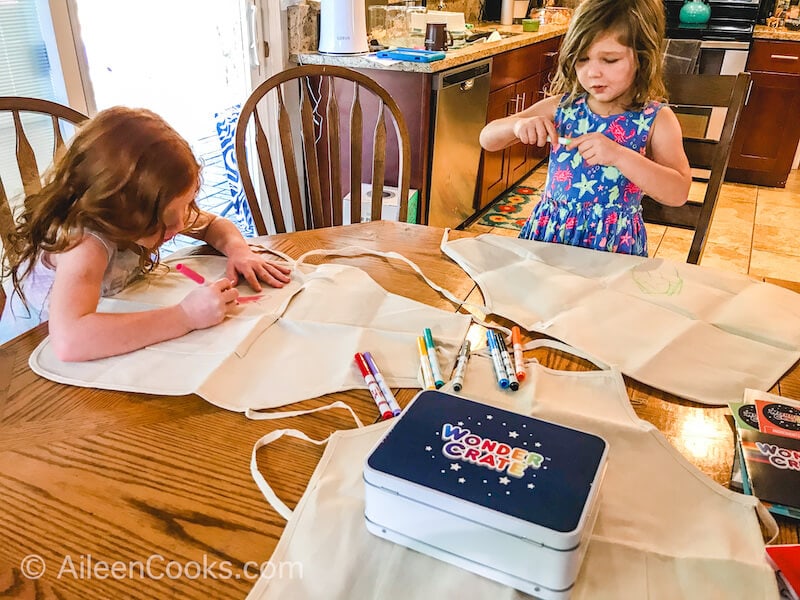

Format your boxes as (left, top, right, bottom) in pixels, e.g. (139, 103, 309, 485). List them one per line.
(426, 59, 492, 228)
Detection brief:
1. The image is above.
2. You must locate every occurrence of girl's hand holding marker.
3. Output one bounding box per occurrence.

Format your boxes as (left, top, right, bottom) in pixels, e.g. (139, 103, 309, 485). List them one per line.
(175, 263, 240, 329)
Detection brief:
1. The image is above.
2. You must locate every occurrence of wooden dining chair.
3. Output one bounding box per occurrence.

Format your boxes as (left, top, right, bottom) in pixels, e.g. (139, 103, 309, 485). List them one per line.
(642, 72, 751, 264)
(0, 96, 88, 260)
(234, 65, 411, 234)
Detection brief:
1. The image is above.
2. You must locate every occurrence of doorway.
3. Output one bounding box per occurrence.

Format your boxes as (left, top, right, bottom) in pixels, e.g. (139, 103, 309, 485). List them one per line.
(2, 0, 285, 249)
(71, 0, 259, 247)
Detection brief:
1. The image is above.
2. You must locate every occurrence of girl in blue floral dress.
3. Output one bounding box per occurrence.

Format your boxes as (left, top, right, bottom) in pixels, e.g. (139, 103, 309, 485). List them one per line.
(479, 0, 692, 256)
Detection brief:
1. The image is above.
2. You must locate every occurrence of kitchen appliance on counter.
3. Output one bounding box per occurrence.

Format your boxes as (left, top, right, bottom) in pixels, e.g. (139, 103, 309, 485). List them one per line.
(318, 0, 369, 54)
(426, 59, 492, 228)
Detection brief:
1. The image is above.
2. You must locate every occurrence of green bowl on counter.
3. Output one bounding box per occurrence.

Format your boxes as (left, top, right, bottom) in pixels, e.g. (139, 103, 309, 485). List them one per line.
(522, 19, 540, 32)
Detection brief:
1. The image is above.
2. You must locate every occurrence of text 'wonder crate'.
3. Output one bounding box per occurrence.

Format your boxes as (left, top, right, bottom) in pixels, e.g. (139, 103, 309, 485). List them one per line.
(364, 390, 608, 599)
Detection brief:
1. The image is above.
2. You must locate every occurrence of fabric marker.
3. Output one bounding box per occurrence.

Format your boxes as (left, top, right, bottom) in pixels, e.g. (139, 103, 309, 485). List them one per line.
(175, 263, 205, 284)
(546, 135, 572, 146)
(354, 353, 393, 420)
(176, 263, 257, 304)
(511, 326, 526, 382)
(363, 352, 402, 416)
(423, 327, 445, 388)
(451, 340, 471, 392)
(496, 334, 519, 391)
(417, 337, 436, 390)
(486, 331, 509, 389)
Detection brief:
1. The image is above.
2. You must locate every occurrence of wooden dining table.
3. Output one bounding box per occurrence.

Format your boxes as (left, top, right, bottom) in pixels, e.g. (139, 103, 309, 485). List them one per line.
(1, 220, 799, 599)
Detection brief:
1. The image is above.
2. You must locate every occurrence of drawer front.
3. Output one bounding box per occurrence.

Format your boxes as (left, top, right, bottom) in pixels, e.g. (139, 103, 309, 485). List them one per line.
(492, 44, 544, 91)
(748, 39, 800, 75)
(538, 37, 561, 73)
(490, 36, 563, 91)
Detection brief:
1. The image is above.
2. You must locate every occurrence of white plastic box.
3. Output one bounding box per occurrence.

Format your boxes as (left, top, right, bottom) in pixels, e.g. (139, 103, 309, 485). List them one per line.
(364, 390, 608, 599)
(342, 183, 418, 224)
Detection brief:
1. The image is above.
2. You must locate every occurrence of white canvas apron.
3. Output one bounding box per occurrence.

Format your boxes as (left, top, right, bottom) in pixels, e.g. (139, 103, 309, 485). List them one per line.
(441, 232, 800, 406)
(247, 341, 779, 599)
(28, 249, 471, 413)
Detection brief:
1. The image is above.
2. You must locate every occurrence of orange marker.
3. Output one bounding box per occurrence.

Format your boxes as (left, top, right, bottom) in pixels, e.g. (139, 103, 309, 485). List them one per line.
(511, 326, 526, 382)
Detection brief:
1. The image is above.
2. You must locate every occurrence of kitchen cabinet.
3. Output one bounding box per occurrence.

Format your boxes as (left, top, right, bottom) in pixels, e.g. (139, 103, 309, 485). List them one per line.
(726, 39, 800, 188)
(477, 35, 562, 210)
(328, 34, 564, 224)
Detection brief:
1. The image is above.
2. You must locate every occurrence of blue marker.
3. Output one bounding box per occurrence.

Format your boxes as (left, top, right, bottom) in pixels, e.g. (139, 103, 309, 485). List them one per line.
(486, 330, 509, 389)
(423, 328, 445, 389)
(496, 334, 519, 391)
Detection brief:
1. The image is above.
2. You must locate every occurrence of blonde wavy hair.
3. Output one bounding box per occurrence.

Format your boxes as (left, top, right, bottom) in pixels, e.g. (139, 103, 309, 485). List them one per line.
(548, 0, 667, 109)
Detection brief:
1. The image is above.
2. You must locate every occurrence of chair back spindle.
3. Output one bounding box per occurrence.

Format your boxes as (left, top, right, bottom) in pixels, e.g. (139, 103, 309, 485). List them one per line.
(235, 65, 411, 233)
(642, 72, 751, 264)
(0, 97, 88, 262)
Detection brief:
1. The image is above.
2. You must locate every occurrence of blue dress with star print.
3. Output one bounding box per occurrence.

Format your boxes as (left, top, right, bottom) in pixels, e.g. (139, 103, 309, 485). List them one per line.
(518, 94, 663, 256)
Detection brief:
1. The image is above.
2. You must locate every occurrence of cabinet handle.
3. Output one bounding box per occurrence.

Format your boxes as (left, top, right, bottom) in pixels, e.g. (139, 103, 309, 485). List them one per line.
(543, 51, 558, 57)
(508, 95, 520, 114)
(520, 92, 526, 110)
(770, 54, 799, 61)
(744, 80, 753, 106)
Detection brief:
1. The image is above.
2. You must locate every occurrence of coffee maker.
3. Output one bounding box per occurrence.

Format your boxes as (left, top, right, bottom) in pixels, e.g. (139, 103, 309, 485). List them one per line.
(318, 0, 369, 54)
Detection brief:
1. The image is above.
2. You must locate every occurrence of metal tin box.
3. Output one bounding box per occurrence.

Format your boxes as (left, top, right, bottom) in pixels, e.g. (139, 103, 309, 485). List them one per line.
(364, 390, 608, 599)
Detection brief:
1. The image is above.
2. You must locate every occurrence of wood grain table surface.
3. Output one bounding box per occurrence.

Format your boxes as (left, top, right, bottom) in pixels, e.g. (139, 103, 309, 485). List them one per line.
(1, 221, 798, 599)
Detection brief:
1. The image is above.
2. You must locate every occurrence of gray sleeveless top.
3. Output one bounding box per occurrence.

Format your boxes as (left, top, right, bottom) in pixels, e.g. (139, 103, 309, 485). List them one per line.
(0, 231, 143, 344)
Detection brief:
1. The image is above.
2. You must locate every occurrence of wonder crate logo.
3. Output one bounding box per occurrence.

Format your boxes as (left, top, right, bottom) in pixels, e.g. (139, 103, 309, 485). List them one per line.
(755, 441, 800, 471)
(440, 423, 545, 478)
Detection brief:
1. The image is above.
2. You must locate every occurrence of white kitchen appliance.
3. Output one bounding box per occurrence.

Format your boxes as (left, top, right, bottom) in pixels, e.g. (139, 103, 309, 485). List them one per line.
(318, 0, 369, 55)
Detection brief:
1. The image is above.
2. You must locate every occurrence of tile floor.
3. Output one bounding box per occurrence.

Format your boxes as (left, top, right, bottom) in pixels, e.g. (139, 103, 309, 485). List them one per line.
(466, 162, 800, 284)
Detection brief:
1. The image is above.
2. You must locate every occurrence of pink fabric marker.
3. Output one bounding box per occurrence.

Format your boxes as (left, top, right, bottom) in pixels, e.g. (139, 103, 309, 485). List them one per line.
(175, 263, 205, 284)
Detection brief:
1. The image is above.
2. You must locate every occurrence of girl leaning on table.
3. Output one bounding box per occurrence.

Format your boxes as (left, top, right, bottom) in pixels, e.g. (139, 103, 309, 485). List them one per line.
(479, 0, 692, 256)
(2, 106, 291, 361)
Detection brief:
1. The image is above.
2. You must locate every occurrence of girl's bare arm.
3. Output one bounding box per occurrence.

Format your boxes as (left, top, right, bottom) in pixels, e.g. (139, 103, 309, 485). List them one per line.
(480, 96, 561, 152)
(47, 236, 237, 361)
(570, 107, 692, 207)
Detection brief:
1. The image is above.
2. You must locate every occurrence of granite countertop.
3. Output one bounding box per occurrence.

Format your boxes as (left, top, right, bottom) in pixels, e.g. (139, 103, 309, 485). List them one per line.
(293, 24, 569, 74)
(754, 25, 800, 41)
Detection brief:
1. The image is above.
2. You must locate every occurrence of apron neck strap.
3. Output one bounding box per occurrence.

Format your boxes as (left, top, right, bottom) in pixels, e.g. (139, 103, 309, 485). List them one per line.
(521, 338, 612, 371)
(249, 401, 364, 520)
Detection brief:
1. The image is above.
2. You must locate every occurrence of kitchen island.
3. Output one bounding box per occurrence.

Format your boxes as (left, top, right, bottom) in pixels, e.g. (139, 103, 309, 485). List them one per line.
(292, 24, 567, 227)
(293, 24, 567, 73)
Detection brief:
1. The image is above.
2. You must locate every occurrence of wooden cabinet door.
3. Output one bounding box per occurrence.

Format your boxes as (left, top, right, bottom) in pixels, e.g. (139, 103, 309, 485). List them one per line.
(478, 85, 517, 209)
(727, 70, 800, 187)
(508, 73, 543, 184)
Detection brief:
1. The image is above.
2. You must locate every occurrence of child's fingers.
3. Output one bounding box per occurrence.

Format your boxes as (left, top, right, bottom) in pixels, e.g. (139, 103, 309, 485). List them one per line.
(240, 268, 264, 293)
(224, 265, 240, 287)
(544, 121, 560, 146)
(267, 261, 292, 276)
(264, 261, 292, 282)
(256, 264, 289, 289)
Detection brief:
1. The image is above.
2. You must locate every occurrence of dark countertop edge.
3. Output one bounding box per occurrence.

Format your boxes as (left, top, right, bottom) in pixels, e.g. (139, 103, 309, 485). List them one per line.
(753, 25, 800, 42)
(291, 25, 569, 74)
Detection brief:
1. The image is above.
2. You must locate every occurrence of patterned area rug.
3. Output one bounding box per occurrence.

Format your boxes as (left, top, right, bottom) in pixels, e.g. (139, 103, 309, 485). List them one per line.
(477, 184, 542, 231)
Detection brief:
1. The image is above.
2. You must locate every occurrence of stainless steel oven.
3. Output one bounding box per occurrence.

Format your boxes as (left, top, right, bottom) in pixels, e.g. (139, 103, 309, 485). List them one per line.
(697, 39, 750, 75)
(664, 0, 761, 44)
(663, 0, 757, 140)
